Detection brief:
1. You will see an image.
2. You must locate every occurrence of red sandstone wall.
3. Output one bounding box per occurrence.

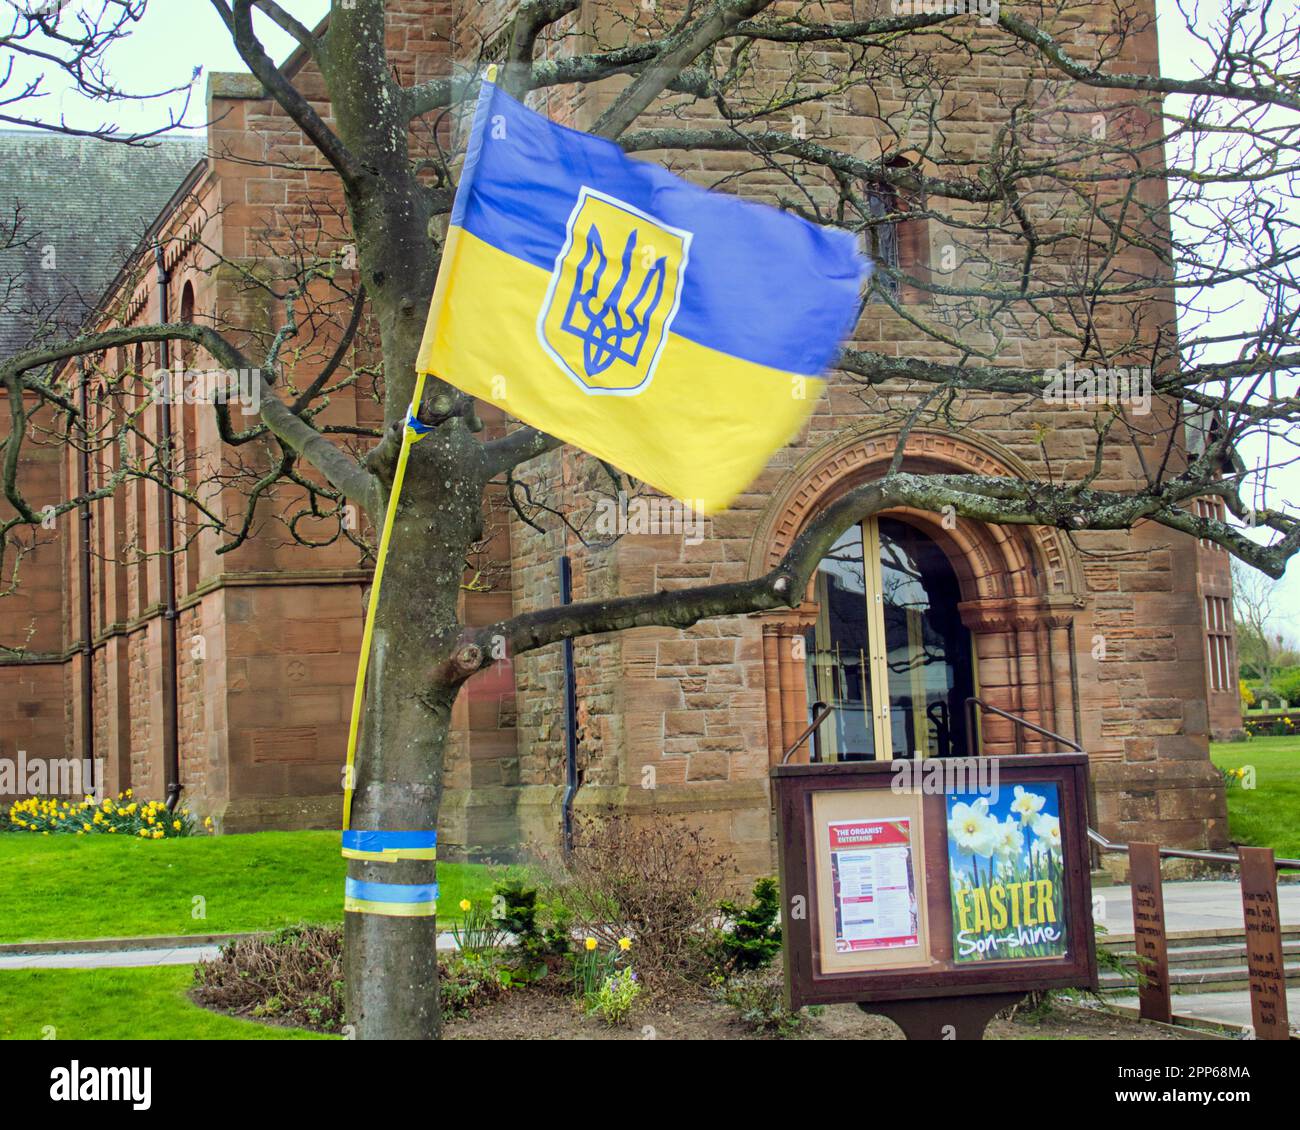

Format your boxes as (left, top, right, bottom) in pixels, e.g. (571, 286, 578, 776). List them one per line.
(0, 1, 1230, 869)
(493, 0, 1228, 866)
(0, 395, 70, 797)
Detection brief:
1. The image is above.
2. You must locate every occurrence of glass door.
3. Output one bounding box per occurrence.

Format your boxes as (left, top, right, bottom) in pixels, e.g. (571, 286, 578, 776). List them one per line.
(805, 516, 974, 760)
(806, 523, 882, 760)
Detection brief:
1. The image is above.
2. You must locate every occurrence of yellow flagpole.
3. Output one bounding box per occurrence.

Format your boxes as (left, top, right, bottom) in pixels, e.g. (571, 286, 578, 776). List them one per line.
(341, 371, 428, 831)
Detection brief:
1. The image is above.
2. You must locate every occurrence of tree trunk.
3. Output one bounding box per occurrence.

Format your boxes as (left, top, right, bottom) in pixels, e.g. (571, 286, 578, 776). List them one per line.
(342, 657, 452, 1040)
(339, 298, 485, 1039)
(341, 446, 481, 1038)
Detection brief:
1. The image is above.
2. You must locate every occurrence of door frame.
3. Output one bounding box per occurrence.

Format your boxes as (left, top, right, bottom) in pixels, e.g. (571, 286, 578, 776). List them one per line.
(812, 514, 976, 762)
(861, 516, 893, 758)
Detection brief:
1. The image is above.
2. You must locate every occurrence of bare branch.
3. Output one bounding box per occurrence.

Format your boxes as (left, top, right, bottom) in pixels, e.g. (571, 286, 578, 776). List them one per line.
(209, 0, 366, 187)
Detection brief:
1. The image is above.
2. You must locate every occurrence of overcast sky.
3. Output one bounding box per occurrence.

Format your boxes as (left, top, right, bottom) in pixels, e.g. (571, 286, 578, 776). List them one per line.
(6, 0, 1297, 634)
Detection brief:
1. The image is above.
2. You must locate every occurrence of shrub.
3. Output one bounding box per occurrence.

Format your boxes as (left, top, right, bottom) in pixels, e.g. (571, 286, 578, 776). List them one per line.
(495, 878, 571, 982)
(193, 923, 510, 1030)
(709, 877, 782, 975)
(1272, 666, 1300, 704)
(440, 950, 511, 1021)
(2, 790, 200, 837)
(588, 967, 641, 1026)
(1244, 714, 1298, 738)
(557, 813, 738, 993)
(193, 925, 345, 1032)
(719, 967, 807, 1037)
(495, 879, 540, 937)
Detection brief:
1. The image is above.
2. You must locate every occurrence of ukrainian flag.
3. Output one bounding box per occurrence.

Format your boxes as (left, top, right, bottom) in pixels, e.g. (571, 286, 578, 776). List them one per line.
(417, 69, 869, 513)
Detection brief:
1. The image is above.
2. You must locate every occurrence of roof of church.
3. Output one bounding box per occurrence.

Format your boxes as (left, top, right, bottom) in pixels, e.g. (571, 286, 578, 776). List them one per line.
(0, 130, 206, 360)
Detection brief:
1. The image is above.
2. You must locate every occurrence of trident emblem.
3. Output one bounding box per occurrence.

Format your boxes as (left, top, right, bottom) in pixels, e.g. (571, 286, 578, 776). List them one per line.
(539, 187, 691, 395)
(561, 226, 666, 378)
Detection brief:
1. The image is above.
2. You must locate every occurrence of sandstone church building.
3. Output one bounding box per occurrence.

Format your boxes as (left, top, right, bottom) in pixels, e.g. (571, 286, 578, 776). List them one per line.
(0, 1, 1241, 876)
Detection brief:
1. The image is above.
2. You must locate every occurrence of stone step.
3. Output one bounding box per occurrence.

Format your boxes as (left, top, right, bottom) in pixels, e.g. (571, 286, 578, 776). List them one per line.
(1102, 925, 1300, 951)
(1101, 961, 1300, 993)
(1108, 940, 1300, 970)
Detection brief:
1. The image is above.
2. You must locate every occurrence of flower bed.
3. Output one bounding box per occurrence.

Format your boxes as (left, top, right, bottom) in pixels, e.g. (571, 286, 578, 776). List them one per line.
(2, 789, 204, 838)
(1243, 712, 1300, 738)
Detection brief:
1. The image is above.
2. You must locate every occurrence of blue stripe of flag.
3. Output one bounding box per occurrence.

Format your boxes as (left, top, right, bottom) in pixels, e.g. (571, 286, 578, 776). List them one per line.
(451, 81, 868, 377)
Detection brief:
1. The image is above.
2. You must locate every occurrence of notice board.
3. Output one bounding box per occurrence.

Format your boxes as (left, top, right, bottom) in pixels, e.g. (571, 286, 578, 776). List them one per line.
(774, 754, 1097, 1009)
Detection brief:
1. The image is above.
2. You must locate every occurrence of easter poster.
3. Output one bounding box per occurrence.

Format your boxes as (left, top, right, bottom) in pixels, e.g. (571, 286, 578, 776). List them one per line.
(826, 818, 920, 952)
(946, 784, 1068, 963)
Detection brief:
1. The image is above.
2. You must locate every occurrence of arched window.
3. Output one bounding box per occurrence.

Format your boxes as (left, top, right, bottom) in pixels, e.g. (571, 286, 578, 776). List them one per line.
(864, 181, 900, 302)
(805, 516, 975, 760)
(862, 155, 931, 304)
(178, 281, 196, 365)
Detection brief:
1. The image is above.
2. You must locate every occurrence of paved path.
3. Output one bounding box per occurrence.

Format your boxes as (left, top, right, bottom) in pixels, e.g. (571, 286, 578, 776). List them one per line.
(1149, 986, 1300, 1031)
(1096, 880, 1300, 937)
(0, 945, 224, 970)
(1099, 879, 1299, 1034)
(0, 932, 464, 970)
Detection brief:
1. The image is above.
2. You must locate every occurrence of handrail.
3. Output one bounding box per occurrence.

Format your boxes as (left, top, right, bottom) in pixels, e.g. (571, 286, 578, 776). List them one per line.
(965, 696, 1084, 757)
(782, 701, 833, 764)
(965, 696, 1091, 863)
(1087, 827, 1300, 871)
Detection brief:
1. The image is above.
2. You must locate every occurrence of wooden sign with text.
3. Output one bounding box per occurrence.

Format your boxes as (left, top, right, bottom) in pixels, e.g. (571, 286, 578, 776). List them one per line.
(1127, 842, 1172, 1024)
(1239, 847, 1290, 1040)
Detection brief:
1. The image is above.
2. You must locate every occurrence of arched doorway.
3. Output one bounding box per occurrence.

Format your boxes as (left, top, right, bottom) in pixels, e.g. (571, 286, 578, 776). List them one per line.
(752, 427, 1086, 767)
(805, 516, 975, 760)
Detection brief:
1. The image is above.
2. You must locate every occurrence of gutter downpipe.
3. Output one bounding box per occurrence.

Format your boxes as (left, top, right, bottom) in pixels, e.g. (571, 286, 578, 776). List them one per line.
(153, 244, 182, 812)
(560, 556, 578, 855)
(76, 358, 94, 794)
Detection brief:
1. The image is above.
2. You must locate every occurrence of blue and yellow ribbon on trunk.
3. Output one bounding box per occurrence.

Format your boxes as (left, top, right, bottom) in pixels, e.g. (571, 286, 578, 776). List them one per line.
(344, 878, 439, 918)
(341, 829, 438, 862)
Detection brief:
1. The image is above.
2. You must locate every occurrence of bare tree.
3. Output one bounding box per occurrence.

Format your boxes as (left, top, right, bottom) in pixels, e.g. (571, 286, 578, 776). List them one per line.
(1232, 558, 1293, 692)
(2, 0, 1299, 1038)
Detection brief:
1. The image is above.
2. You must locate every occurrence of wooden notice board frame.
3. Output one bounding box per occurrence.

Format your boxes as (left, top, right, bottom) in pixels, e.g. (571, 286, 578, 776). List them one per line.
(774, 754, 1098, 1010)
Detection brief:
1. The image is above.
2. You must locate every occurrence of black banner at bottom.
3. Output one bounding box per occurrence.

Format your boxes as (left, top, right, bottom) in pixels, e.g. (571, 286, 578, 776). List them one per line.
(0, 1033, 1292, 1114)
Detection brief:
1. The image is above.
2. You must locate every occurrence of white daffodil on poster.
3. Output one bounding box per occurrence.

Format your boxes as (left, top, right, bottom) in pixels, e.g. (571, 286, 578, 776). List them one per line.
(1010, 784, 1047, 825)
(1031, 813, 1063, 863)
(945, 782, 1068, 963)
(947, 796, 1000, 858)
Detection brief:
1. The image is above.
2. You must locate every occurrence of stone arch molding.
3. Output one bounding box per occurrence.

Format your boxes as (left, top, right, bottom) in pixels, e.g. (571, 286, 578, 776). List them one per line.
(746, 425, 1085, 602)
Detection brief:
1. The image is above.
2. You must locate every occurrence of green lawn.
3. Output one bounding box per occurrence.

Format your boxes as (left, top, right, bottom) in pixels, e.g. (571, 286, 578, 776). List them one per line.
(1210, 735, 1300, 859)
(0, 830, 501, 943)
(0, 966, 330, 1040)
